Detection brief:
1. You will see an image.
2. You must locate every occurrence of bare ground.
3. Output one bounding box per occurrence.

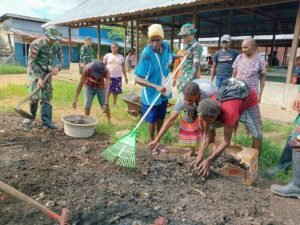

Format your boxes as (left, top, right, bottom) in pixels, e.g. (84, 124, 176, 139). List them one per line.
(0, 112, 300, 225)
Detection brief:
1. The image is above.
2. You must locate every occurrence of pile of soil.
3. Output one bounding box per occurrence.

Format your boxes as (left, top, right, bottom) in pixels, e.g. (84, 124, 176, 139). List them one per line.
(212, 152, 249, 170)
(0, 112, 300, 225)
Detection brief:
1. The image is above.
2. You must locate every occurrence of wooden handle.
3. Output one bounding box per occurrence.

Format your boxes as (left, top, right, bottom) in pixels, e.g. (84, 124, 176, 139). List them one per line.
(15, 73, 52, 109)
(0, 180, 60, 220)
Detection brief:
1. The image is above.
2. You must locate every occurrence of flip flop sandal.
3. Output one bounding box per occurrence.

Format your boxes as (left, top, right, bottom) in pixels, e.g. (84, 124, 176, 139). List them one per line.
(157, 145, 169, 153)
(152, 146, 160, 155)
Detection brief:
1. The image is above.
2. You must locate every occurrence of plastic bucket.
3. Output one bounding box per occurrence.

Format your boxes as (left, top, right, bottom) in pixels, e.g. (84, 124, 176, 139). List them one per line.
(61, 115, 98, 138)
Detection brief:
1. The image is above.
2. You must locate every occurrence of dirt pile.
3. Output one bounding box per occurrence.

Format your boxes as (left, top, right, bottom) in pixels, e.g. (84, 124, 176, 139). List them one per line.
(0, 112, 300, 225)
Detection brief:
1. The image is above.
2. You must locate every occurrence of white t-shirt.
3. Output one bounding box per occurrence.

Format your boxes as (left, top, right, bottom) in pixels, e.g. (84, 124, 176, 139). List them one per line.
(103, 53, 124, 78)
(173, 79, 217, 113)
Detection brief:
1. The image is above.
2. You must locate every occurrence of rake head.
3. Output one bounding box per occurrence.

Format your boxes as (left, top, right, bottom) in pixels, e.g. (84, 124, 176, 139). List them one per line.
(59, 208, 70, 225)
(101, 130, 137, 168)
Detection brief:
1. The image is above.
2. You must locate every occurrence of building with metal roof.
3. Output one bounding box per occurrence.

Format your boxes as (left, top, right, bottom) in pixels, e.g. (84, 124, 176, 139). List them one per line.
(47, 0, 300, 108)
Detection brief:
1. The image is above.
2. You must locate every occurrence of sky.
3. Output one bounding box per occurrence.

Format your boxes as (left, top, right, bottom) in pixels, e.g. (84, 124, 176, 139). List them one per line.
(0, 0, 85, 20)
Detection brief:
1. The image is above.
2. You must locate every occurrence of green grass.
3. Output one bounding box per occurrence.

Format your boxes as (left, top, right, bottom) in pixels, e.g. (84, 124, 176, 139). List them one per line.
(0, 81, 294, 183)
(0, 65, 27, 74)
(233, 122, 293, 184)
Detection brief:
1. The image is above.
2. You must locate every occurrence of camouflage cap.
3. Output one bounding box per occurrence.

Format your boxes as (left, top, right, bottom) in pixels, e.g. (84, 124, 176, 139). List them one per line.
(178, 23, 197, 36)
(44, 26, 62, 41)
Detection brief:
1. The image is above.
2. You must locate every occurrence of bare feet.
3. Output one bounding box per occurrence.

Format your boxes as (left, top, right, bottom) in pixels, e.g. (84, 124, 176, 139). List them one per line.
(183, 149, 196, 161)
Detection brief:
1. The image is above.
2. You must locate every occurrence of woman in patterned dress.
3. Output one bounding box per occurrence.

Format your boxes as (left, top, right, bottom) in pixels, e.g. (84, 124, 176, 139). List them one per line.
(103, 43, 128, 107)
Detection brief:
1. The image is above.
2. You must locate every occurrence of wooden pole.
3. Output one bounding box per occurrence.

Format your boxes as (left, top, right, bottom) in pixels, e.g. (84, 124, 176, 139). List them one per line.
(131, 20, 134, 50)
(24, 39, 28, 66)
(270, 22, 277, 66)
(97, 21, 101, 60)
(282, 46, 287, 65)
(218, 28, 222, 49)
(227, 10, 233, 34)
(68, 27, 72, 64)
(265, 46, 268, 61)
(171, 17, 175, 52)
(281, 3, 300, 109)
(124, 26, 127, 58)
(193, 9, 198, 39)
(136, 20, 140, 62)
(251, 13, 257, 37)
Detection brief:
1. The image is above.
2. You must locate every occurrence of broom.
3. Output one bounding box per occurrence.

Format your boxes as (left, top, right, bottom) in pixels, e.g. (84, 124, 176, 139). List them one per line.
(101, 55, 189, 168)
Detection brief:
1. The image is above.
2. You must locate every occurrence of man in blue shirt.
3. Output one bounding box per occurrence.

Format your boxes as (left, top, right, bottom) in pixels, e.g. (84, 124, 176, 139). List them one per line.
(210, 34, 239, 88)
(135, 24, 173, 155)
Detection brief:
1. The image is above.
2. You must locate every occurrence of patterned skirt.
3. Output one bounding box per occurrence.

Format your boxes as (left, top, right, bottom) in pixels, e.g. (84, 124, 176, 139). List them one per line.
(110, 77, 122, 94)
(178, 116, 203, 148)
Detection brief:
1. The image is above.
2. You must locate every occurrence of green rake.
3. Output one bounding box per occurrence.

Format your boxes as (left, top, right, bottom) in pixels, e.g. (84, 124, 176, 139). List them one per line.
(101, 55, 188, 168)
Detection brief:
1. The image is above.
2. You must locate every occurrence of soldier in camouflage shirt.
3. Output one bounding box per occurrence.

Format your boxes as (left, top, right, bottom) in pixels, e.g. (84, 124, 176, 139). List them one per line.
(23, 25, 63, 129)
(176, 23, 203, 94)
(79, 37, 93, 74)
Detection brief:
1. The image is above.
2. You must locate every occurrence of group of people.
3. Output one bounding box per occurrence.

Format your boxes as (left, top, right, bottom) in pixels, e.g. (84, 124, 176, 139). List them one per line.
(23, 23, 300, 200)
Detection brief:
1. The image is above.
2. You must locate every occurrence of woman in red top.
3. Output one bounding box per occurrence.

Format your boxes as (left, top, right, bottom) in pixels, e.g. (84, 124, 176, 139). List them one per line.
(189, 86, 262, 177)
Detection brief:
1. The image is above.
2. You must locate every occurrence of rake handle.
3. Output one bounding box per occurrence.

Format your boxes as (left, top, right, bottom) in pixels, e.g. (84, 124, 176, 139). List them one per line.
(134, 56, 187, 130)
(15, 73, 52, 110)
(0, 180, 61, 221)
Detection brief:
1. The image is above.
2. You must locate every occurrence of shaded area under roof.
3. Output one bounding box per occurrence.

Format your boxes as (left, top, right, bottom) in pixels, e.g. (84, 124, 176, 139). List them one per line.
(46, 0, 298, 38)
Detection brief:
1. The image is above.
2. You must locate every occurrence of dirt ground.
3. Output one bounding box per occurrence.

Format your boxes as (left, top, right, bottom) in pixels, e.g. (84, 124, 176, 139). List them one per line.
(1, 112, 300, 225)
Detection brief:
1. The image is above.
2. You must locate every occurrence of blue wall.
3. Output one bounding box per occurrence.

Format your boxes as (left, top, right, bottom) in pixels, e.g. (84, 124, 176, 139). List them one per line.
(15, 41, 79, 69)
(79, 28, 108, 39)
(15, 43, 26, 66)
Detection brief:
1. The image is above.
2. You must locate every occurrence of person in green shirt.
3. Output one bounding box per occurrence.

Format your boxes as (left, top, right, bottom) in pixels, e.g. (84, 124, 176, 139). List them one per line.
(79, 37, 93, 74)
(23, 25, 63, 129)
(175, 23, 203, 93)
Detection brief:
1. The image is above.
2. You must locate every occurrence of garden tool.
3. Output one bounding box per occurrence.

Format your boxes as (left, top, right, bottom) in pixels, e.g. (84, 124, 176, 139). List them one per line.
(101, 55, 188, 168)
(0, 180, 70, 225)
(15, 73, 52, 119)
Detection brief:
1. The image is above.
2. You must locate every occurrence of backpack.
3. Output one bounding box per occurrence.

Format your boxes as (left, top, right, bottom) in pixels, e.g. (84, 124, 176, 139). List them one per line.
(216, 78, 250, 101)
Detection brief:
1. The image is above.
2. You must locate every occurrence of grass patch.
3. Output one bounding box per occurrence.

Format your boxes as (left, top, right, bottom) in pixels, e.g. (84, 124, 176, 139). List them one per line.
(0, 65, 27, 74)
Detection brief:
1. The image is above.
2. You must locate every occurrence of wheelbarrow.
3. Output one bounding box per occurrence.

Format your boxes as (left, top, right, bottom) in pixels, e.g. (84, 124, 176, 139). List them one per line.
(122, 93, 142, 116)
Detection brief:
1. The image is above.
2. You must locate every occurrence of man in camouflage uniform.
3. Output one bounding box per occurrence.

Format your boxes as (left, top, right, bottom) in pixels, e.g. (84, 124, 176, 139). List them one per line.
(23, 25, 63, 129)
(176, 23, 203, 93)
(79, 37, 93, 74)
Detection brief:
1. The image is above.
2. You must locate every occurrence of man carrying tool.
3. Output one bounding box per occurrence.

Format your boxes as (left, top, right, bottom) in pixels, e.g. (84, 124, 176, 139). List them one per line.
(72, 61, 111, 123)
(79, 37, 93, 74)
(23, 25, 63, 129)
(134, 24, 174, 155)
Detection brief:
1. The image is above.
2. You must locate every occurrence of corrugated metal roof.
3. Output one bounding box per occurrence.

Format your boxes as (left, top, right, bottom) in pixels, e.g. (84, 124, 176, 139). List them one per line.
(47, 0, 211, 25)
(10, 28, 125, 47)
(0, 13, 49, 23)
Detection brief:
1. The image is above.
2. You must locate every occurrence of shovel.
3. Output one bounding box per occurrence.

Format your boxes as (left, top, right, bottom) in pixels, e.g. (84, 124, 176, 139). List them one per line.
(15, 73, 52, 119)
(0, 180, 69, 225)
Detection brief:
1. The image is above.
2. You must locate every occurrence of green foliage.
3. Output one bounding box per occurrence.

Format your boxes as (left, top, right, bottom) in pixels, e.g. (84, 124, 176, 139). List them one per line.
(274, 169, 292, 184)
(102, 25, 124, 42)
(0, 65, 27, 74)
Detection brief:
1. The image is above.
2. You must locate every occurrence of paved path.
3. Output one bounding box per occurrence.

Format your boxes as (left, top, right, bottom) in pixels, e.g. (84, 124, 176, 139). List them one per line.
(0, 72, 297, 123)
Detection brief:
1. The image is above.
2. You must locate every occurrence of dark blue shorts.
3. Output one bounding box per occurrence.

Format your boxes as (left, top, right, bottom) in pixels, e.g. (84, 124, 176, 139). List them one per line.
(142, 100, 168, 123)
